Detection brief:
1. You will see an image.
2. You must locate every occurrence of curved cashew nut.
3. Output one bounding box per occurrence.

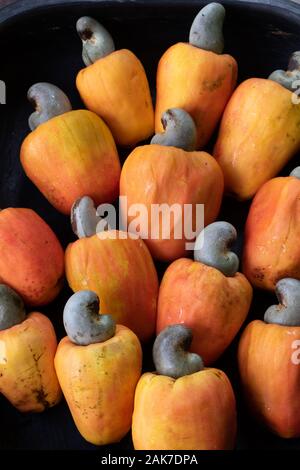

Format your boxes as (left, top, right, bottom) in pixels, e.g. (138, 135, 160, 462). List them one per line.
(151, 108, 197, 151)
(0, 284, 26, 331)
(63, 290, 116, 345)
(28, 83, 72, 130)
(290, 167, 300, 179)
(194, 221, 239, 277)
(76, 16, 115, 66)
(269, 51, 300, 92)
(264, 278, 300, 327)
(153, 324, 204, 379)
(189, 3, 225, 54)
(71, 196, 108, 239)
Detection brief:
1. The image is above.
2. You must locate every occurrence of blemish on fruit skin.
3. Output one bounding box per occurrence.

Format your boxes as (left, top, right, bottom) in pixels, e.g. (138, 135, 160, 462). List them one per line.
(286, 330, 296, 336)
(33, 388, 50, 409)
(253, 268, 265, 282)
(212, 371, 223, 379)
(202, 74, 226, 92)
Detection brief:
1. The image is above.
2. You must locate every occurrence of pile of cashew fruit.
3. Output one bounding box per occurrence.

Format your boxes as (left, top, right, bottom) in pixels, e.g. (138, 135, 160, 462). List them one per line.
(1, 2, 300, 449)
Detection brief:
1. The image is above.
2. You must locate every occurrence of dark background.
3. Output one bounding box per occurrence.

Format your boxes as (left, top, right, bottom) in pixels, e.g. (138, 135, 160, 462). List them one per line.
(0, 0, 300, 450)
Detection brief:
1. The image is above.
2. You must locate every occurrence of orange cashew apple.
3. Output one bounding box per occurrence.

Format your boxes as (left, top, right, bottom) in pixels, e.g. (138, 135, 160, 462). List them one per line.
(214, 52, 300, 199)
(238, 278, 300, 437)
(0, 207, 64, 306)
(65, 196, 158, 342)
(21, 83, 120, 214)
(76, 16, 154, 146)
(0, 284, 61, 412)
(132, 325, 237, 450)
(155, 3, 237, 148)
(55, 290, 142, 445)
(243, 167, 300, 291)
(120, 108, 224, 261)
(157, 222, 252, 364)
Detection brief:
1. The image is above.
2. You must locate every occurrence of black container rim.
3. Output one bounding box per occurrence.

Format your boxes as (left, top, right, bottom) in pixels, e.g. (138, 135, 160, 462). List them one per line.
(0, 0, 300, 29)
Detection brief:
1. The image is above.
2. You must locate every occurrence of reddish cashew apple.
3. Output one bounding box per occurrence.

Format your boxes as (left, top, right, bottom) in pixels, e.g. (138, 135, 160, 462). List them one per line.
(132, 324, 237, 450)
(238, 278, 300, 438)
(214, 53, 300, 199)
(21, 83, 120, 214)
(0, 284, 61, 412)
(120, 108, 224, 261)
(65, 196, 159, 342)
(243, 167, 300, 291)
(155, 3, 238, 149)
(157, 222, 252, 364)
(76, 16, 154, 146)
(0, 207, 64, 306)
(55, 290, 142, 445)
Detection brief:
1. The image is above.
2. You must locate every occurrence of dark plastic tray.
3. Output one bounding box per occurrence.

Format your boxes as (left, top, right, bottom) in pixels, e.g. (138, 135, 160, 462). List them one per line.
(1, 0, 300, 450)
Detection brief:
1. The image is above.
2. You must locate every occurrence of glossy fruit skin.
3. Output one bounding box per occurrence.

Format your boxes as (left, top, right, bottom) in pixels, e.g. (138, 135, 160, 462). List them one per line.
(0, 312, 61, 412)
(0, 208, 64, 306)
(120, 145, 224, 262)
(55, 325, 142, 445)
(214, 78, 300, 200)
(65, 231, 158, 342)
(157, 259, 252, 364)
(132, 368, 237, 450)
(21, 110, 121, 215)
(243, 175, 300, 291)
(155, 43, 237, 149)
(76, 49, 154, 147)
(238, 320, 300, 438)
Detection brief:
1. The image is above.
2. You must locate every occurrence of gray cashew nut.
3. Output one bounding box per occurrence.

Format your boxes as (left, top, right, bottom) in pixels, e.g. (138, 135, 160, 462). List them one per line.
(290, 167, 300, 179)
(269, 51, 300, 92)
(151, 108, 197, 151)
(71, 196, 106, 239)
(0, 284, 26, 331)
(63, 290, 116, 346)
(153, 324, 204, 379)
(264, 278, 300, 327)
(189, 3, 225, 54)
(194, 221, 239, 277)
(28, 82, 72, 130)
(76, 16, 115, 66)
